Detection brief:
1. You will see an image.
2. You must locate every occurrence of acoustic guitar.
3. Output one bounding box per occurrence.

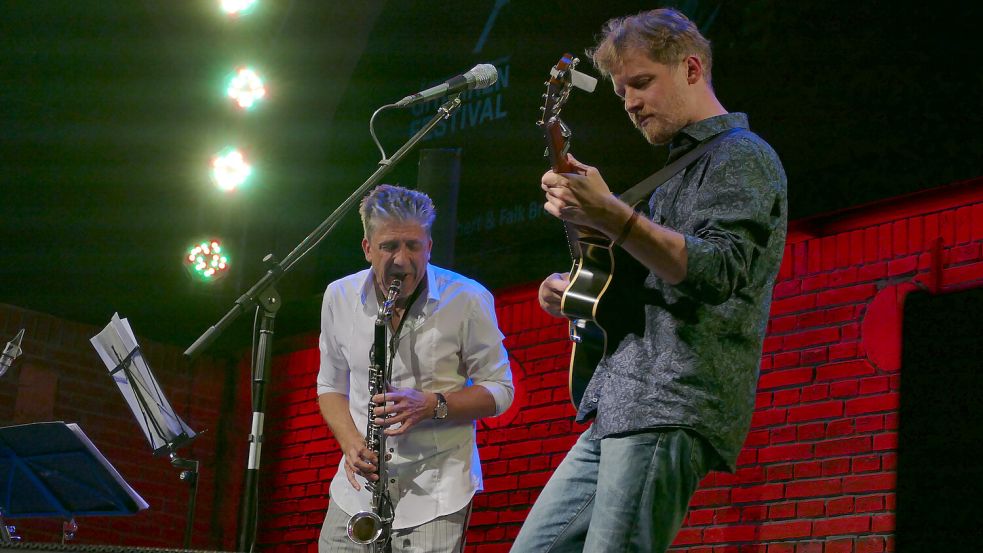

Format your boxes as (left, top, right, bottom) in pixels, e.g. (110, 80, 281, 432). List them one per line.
(537, 54, 647, 409)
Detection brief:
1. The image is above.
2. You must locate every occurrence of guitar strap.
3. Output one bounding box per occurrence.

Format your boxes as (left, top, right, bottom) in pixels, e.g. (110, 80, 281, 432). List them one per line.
(618, 127, 742, 208)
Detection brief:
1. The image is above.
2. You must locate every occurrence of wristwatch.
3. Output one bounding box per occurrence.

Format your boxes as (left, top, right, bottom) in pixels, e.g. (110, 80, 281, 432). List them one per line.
(433, 393, 448, 420)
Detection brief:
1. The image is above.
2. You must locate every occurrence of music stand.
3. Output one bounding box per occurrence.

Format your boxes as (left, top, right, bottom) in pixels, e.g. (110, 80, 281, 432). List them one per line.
(0, 421, 149, 545)
(90, 314, 200, 548)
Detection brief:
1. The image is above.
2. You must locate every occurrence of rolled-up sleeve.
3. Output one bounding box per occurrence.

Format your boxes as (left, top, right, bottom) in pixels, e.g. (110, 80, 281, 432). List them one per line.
(463, 289, 514, 415)
(316, 283, 351, 397)
(675, 138, 785, 305)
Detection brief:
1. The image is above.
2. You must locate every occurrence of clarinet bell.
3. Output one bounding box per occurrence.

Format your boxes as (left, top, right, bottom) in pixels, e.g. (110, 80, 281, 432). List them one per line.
(347, 510, 385, 544)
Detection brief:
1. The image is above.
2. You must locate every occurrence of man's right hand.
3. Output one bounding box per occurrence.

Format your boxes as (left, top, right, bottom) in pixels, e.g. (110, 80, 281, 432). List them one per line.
(538, 272, 570, 318)
(341, 440, 379, 491)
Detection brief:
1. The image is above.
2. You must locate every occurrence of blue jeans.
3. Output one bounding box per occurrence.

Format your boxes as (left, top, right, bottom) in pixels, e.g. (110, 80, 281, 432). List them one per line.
(511, 428, 712, 553)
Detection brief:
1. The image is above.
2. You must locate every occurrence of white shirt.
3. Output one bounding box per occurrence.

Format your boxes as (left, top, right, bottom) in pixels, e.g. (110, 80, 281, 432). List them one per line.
(317, 264, 513, 529)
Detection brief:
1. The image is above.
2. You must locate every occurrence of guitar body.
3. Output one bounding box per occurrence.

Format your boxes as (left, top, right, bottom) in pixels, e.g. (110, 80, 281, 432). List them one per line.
(562, 237, 648, 408)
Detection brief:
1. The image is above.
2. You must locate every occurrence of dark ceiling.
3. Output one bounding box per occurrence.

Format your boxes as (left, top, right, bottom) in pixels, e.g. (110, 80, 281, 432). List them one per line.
(2, 0, 981, 353)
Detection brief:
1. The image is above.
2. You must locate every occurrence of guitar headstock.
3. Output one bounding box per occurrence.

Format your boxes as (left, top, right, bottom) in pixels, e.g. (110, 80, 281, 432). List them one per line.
(537, 54, 597, 173)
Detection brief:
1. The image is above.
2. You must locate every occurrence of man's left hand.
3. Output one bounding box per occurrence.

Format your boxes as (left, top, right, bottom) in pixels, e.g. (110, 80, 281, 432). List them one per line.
(542, 153, 619, 233)
(371, 386, 438, 436)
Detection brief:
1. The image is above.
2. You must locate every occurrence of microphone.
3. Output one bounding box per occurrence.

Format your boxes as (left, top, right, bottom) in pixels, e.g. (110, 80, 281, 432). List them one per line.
(0, 328, 24, 378)
(395, 64, 498, 108)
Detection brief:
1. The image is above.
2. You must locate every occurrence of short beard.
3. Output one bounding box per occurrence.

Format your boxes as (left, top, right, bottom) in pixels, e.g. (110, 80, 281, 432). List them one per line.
(637, 118, 682, 146)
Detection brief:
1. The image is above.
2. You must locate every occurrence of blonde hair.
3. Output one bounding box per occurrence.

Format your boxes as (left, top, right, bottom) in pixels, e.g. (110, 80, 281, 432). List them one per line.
(588, 8, 713, 84)
(359, 184, 436, 239)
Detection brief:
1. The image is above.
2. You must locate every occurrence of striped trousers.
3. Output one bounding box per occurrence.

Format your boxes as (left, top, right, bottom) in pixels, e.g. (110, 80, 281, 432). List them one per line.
(318, 498, 472, 553)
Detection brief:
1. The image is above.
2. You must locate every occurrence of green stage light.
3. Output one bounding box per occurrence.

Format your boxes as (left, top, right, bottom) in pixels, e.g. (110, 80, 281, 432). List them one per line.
(210, 147, 252, 191)
(185, 240, 230, 281)
(227, 67, 266, 110)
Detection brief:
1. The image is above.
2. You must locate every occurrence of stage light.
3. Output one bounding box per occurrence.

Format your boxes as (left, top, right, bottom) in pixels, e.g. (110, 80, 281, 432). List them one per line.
(210, 147, 252, 191)
(220, 0, 258, 16)
(227, 67, 266, 110)
(185, 240, 230, 281)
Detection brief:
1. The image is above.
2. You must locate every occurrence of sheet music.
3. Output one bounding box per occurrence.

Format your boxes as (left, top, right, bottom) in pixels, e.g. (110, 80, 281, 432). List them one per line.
(90, 313, 196, 453)
(66, 422, 150, 511)
(0, 421, 150, 515)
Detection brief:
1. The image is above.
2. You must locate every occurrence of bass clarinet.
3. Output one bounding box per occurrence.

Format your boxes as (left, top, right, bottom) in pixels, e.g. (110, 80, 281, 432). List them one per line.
(347, 279, 401, 550)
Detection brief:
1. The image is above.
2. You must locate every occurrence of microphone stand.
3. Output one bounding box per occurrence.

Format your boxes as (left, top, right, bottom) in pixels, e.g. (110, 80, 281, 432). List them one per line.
(184, 95, 464, 553)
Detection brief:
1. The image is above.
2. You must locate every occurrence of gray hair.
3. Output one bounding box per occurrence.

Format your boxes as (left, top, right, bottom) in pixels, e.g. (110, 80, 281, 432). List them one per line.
(359, 184, 436, 239)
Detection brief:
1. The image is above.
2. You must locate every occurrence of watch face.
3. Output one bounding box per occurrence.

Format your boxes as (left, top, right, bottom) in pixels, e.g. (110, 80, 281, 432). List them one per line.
(434, 394, 448, 419)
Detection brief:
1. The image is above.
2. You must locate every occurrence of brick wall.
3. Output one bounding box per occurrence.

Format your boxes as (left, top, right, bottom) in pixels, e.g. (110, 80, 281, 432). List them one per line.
(255, 177, 983, 553)
(4, 176, 979, 552)
(0, 304, 246, 551)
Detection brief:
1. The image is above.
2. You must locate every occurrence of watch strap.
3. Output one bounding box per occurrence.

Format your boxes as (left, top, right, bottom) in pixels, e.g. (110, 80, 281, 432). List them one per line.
(433, 392, 448, 419)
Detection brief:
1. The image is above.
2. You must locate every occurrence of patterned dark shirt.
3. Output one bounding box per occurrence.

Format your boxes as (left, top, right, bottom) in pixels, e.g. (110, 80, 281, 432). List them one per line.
(576, 113, 787, 472)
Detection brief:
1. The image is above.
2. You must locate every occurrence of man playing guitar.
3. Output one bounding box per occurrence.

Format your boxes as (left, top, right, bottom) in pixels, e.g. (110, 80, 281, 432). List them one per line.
(513, 8, 787, 552)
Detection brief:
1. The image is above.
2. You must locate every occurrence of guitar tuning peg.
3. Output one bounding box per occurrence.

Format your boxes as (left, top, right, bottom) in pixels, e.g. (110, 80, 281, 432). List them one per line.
(539, 106, 546, 112)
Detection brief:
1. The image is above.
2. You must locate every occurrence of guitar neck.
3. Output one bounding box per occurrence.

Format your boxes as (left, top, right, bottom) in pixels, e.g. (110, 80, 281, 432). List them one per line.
(543, 122, 578, 258)
(562, 221, 582, 259)
(548, 149, 584, 259)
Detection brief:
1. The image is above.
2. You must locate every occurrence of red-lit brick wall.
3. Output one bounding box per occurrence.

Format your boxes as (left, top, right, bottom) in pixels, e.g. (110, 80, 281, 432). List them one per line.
(0, 305, 247, 551)
(255, 177, 983, 553)
(3, 177, 980, 553)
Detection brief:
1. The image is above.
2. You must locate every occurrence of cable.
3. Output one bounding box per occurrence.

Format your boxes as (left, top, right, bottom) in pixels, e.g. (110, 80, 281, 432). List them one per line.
(369, 104, 398, 163)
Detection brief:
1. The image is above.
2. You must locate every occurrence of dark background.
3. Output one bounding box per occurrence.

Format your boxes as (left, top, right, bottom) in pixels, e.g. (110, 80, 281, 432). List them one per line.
(2, 0, 981, 351)
(898, 289, 983, 549)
